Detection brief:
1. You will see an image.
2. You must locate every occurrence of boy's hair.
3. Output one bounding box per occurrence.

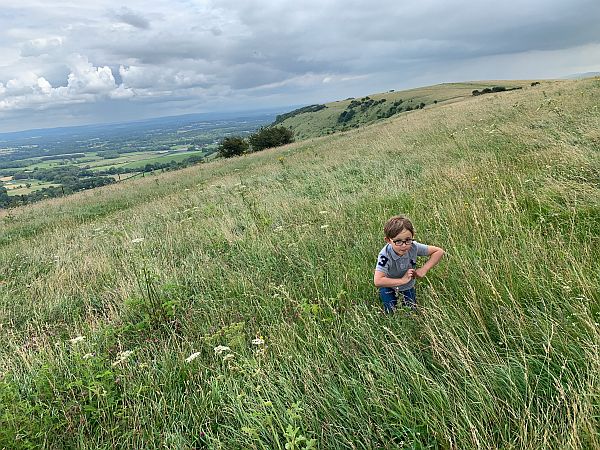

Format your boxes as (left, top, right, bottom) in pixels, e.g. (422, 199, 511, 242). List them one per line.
(384, 215, 414, 238)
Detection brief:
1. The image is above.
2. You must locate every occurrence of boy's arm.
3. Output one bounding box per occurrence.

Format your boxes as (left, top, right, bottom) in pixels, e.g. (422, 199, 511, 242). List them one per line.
(414, 246, 444, 279)
(374, 269, 414, 288)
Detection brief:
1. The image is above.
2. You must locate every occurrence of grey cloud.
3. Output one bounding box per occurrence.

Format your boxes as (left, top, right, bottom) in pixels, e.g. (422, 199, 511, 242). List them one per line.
(110, 7, 151, 29)
(2, 0, 600, 132)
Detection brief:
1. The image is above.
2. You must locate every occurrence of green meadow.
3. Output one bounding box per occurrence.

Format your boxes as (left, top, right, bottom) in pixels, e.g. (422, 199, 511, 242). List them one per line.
(276, 81, 533, 140)
(0, 78, 599, 449)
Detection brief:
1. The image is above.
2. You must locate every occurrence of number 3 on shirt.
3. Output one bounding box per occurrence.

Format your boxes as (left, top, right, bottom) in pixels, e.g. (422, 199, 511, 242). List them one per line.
(378, 255, 389, 267)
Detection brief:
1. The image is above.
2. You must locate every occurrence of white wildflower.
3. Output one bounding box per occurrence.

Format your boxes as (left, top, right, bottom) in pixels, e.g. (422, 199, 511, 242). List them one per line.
(69, 336, 85, 344)
(83, 353, 94, 359)
(252, 338, 265, 346)
(131, 238, 145, 244)
(214, 345, 231, 355)
(185, 352, 202, 363)
(112, 350, 134, 366)
(320, 224, 329, 229)
(223, 353, 235, 362)
(319, 211, 328, 214)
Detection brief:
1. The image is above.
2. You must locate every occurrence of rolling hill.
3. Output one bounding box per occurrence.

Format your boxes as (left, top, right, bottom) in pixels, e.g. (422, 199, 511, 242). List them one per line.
(0, 77, 598, 449)
(273, 80, 534, 140)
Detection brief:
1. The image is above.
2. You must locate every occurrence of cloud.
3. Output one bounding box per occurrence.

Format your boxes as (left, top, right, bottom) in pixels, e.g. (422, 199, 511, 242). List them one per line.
(0, 55, 131, 112)
(119, 65, 212, 90)
(110, 7, 151, 29)
(21, 37, 64, 57)
(1, 0, 600, 131)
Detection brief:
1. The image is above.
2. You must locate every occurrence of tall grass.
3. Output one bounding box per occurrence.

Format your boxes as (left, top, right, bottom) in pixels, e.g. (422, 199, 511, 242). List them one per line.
(1, 79, 599, 449)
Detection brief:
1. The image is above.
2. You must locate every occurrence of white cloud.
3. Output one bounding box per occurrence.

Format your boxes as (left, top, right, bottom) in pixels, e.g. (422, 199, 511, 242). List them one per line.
(119, 65, 211, 90)
(65, 55, 116, 95)
(21, 37, 64, 57)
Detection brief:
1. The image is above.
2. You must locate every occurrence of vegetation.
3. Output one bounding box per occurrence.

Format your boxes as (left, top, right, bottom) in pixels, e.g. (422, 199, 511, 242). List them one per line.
(0, 114, 274, 206)
(249, 126, 294, 151)
(273, 104, 327, 125)
(472, 86, 523, 96)
(218, 136, 250, 158)
(0, 78, 599, 448)
(274, 81, 533, 140)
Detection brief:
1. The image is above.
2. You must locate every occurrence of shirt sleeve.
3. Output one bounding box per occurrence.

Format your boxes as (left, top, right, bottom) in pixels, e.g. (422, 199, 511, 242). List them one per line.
(375, 250, 390, 274)
(414, 242, 429, 257)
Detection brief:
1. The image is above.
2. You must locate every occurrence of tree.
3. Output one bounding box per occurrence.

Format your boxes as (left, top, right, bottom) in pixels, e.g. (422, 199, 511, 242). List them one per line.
(249, 126, 294, 152)
(218, 136, 249, 158)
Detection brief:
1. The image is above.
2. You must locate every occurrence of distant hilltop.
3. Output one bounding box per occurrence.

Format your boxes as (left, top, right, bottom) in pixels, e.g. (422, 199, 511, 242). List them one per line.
(562, 71, 600, 79)
(272, 80, 537, 141)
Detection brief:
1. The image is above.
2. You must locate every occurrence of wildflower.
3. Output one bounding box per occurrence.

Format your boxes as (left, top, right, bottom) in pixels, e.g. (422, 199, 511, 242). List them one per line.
(320, 224, 329, 229)
(131, 238, 145, 244)
(214, 345, 231, 355)
(184, 188, 190, 191)
(112, 350, 134, 366)
(319, 210, 328, 214)
(252, 338, 265, 346)
(223, 353, 235, 362)
(82, 352, 94, 359)
(186, 352, 202, 363)
(69, 336, 85, 344)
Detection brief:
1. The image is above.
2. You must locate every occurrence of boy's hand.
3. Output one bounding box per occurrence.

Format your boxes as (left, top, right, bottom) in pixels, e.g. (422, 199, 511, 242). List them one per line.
(402, 269, 415, 283)
(414, 268, 428, 279)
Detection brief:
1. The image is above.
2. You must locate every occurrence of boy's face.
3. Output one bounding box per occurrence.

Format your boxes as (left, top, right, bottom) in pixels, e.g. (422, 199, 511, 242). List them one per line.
(385, 228, 414, 256)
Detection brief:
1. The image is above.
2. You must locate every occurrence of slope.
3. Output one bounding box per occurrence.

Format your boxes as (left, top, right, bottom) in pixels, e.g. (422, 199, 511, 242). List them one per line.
(274, 80, 534, 140)
(0, 78, 599, 449)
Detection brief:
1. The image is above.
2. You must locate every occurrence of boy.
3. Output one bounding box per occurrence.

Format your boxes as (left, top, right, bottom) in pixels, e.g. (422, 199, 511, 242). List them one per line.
(374, 215, 444, 312)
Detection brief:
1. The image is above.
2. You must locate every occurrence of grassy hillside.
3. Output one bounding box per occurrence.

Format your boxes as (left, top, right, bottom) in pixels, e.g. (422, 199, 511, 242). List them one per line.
(1, 78, 599, 449)
(275, 80, 533, 140)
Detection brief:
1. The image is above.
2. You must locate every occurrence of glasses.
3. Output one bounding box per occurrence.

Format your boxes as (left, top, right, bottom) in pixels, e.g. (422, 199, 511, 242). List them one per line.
(392, 238, 413, 246)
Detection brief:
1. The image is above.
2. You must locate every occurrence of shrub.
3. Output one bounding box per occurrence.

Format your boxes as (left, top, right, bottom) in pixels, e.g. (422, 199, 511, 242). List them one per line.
(249, 126, 294, 152)
(218, 136, 249, 158)
(273, 105, 326, 124)
(338, 110, 356, 123)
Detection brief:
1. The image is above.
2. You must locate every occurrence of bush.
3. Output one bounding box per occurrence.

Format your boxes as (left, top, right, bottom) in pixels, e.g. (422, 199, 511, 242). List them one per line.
(338, 110, 356, 123)
(273, 105, 326, 124)
(249, 126, 294, 152)
(218, 136, 249, 158)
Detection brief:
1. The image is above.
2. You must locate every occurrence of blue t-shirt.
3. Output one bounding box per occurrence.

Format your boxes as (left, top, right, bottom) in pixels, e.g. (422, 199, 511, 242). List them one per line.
(375, 241, 429, 291)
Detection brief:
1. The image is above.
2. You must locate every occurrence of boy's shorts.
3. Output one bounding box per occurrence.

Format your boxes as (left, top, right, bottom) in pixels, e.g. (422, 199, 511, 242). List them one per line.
(379, 287, 416, 313)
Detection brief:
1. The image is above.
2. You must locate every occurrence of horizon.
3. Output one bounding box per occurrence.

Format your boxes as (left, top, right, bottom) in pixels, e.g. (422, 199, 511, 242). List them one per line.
(2, 74, 596, 137)
(0, 105, 287, 138)
(1, 0, 600, 133)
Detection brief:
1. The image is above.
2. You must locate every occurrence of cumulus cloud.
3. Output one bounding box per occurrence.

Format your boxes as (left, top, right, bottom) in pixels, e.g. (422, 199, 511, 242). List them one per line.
(66, 55, 117, 95)
(0, 55, 134, 112)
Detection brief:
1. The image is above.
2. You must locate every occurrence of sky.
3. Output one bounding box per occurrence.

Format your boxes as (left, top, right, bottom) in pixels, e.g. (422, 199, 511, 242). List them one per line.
(1, 0, 599, 133)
